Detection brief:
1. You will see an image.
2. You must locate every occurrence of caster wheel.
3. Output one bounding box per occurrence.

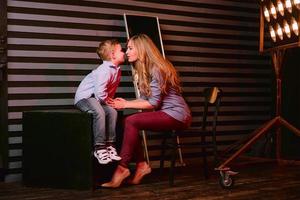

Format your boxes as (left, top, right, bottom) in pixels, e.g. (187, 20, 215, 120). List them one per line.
(219, 175, 235, 189)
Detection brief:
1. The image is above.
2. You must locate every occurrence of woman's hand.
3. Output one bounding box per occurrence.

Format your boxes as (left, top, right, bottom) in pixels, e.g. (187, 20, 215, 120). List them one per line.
(107, 98, 153, 110)
(107, 98, 127, 110)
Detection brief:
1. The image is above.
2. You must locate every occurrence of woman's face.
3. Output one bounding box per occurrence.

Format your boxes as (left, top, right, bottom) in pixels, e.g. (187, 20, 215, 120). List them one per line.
(126, 40, 138, 63)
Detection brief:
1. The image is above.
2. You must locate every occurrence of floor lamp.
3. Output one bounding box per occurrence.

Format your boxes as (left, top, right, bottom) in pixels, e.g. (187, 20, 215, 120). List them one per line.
(216, 0, 300, 189)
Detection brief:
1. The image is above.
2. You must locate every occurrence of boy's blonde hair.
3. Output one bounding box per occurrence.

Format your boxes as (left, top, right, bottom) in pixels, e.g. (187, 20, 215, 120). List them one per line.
(96, 39, 120, 60)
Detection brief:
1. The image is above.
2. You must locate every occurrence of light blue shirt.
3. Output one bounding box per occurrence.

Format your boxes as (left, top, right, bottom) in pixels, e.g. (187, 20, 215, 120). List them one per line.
(74, 61, 121, 104)
(140, 70, 191, 124)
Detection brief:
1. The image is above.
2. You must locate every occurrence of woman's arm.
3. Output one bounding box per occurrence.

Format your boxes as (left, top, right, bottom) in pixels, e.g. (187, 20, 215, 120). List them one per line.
(108, 98, 154, 110)
(109, 70, 163, 110)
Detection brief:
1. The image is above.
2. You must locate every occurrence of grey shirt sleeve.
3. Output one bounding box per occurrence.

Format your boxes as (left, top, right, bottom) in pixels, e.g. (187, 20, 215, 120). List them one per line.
(140, 72, 163, 109)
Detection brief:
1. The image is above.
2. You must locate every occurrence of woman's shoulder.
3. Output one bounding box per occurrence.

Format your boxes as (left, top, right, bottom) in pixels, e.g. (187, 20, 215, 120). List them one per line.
(150, 67, 163, 80)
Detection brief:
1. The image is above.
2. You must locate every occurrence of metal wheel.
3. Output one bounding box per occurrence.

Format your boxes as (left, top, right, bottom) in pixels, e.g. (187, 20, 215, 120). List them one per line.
(219, 172, 235, 189)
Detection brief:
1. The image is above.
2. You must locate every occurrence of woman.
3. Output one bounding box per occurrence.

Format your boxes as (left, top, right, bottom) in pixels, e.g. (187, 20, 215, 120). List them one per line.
(102, 34, 191, 188)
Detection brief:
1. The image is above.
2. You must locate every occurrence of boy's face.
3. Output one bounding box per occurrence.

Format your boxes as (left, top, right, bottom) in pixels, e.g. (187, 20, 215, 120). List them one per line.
(112, 44, 125, 65)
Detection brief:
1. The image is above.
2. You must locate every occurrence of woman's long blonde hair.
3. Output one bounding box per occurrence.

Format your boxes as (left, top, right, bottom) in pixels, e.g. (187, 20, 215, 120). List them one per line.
(129, 34, 181, 97)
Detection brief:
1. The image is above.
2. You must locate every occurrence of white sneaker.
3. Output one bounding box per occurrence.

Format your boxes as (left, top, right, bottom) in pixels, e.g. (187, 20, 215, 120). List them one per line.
(94, 149, 112, 164)
(107, 146, 121, 161)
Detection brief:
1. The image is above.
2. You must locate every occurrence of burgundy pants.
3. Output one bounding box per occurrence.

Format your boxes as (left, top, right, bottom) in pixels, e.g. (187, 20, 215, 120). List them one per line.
(119, 111, 189, 167)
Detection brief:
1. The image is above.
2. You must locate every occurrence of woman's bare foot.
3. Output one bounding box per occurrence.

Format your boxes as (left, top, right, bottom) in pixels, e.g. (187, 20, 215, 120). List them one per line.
(127, 162, 151, 185)
(101, 165, 130, 188)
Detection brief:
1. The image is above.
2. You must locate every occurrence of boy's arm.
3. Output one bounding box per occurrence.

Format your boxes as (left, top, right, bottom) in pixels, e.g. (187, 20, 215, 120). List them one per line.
(93, 70, 110, 103)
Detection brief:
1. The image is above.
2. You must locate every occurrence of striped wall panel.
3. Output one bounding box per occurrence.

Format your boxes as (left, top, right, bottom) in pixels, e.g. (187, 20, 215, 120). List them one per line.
(5, 0, 272, 182)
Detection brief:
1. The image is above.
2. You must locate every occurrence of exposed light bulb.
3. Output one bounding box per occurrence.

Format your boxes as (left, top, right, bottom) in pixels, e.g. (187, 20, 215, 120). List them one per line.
(285, 0, 292, 13)
(291, 17, 299, 36)
(269, 26, 277, 42)
(294, 0, 300, 9)
(283, 20, 291, 38)
(276, 24, 284, 40)
(270, 2, 277, 19)
(277, 1, 285, 16)
(263, 6, 270, 22)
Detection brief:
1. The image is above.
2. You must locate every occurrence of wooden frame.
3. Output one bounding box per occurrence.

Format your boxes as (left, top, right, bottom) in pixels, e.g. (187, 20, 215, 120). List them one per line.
(259, 1, 300, 53)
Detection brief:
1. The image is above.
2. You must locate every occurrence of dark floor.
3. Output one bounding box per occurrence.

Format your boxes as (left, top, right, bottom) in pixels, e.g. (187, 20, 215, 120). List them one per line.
(1, 162, 300, 200)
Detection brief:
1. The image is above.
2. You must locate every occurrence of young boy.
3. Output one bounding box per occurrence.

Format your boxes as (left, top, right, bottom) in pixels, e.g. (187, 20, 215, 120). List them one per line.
(74, 39, 125, 164)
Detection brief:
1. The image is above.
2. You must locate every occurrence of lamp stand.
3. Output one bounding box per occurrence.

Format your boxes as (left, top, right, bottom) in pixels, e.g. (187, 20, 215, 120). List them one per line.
(216, 49, 300, 188)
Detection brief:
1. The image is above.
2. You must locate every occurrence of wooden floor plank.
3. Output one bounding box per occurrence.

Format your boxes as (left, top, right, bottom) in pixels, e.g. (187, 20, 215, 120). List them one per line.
(1, 163, 300, 200)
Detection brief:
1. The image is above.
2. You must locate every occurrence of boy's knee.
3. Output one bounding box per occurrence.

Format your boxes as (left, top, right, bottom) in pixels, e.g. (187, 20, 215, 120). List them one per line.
(93, 107, 105, 117)
(111, 108, 118, 117)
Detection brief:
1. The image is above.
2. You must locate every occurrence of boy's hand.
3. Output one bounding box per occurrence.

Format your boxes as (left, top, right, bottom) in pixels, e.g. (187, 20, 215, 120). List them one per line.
(106, 97, 114, 104)
(107, 97, 126, 110)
